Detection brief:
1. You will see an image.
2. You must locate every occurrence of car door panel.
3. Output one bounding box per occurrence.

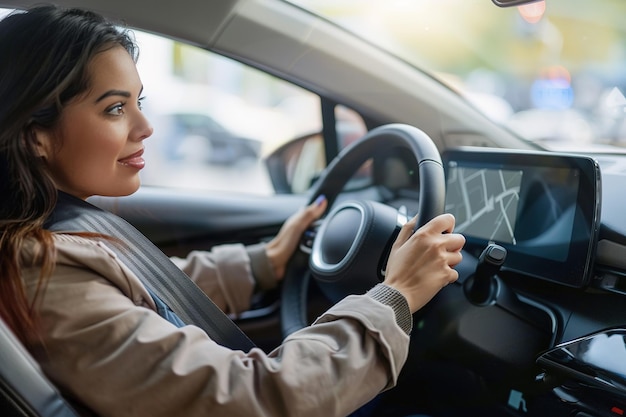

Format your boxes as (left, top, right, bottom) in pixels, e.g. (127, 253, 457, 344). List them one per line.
(90, 187, 306, 250)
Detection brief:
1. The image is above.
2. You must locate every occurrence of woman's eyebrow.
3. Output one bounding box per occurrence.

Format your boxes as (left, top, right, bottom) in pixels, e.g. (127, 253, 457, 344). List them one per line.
(94, 89, 131, 103)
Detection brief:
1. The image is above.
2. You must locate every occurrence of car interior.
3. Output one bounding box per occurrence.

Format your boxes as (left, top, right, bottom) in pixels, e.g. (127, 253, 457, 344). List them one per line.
(2, 0, 626, 416)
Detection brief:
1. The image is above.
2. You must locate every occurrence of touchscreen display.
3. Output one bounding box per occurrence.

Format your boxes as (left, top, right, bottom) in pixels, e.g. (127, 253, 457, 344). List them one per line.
(446, 164, 523, 245)
(442, 148, 600, 287)
(445, 164, 580, 263)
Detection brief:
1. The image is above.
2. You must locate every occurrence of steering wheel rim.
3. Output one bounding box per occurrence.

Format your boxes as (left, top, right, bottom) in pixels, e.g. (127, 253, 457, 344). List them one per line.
(280, 123, 445, 337)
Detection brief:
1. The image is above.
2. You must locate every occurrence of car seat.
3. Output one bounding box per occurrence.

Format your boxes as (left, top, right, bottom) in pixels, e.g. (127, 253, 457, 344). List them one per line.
(0, 316, 79, 417)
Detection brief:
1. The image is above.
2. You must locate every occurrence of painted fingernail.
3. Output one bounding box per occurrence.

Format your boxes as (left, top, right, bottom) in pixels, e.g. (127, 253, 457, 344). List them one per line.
(314, 194, 326, 206)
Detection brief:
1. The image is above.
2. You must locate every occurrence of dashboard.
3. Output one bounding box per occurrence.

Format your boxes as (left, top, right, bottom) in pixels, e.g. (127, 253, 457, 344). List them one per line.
(381, 147, 626, 417)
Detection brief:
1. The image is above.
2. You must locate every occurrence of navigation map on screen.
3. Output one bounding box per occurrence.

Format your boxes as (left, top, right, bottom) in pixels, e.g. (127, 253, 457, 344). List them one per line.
(445, 162, 523, 244)
(442, 149, 598, 287)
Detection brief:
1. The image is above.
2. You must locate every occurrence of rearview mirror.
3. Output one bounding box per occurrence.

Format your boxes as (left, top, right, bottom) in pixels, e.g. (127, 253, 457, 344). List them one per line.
(492, 0, 543, 7)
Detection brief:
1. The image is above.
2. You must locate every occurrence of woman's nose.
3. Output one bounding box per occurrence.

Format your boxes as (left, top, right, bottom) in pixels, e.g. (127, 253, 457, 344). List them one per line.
(134, 110, 154, 141)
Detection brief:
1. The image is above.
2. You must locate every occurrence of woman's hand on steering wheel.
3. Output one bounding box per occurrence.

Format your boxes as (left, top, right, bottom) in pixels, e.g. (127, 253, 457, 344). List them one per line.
(383, 213, 465, 313)
(265, 195, 328, 280)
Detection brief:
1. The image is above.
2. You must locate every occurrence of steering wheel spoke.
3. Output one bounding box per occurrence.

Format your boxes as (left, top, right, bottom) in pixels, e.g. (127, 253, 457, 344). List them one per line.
(298, 219, 323, 255)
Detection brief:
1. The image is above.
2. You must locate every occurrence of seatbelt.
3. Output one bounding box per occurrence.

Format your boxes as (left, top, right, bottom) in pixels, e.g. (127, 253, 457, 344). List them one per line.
(45, 191, 256, 352)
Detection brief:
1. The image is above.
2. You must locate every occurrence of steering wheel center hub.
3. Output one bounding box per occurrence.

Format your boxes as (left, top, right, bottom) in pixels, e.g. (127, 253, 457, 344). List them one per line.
(318, 205, 363, 265)
(310, 200, 401, 302)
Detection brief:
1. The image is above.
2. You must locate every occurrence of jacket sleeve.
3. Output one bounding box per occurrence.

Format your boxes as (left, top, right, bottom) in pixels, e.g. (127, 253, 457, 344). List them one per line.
(22, 236, 410, 417)
(170, 242, 277, 316)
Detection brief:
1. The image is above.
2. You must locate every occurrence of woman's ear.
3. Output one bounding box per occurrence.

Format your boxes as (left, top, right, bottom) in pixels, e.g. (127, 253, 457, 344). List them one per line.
(30, 127, 54, 160)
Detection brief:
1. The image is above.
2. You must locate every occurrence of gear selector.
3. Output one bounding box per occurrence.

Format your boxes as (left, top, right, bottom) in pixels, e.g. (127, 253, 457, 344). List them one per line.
(465, 243, 507, 305)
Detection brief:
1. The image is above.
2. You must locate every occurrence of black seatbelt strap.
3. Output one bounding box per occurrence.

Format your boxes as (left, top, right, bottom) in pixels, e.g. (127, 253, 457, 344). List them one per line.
(45, 192, 255, 352)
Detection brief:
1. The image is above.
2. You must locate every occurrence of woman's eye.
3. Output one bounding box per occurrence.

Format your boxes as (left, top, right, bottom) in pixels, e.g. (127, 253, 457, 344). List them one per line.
(138, 96, 145, 111)
(106, 103, 125, 116)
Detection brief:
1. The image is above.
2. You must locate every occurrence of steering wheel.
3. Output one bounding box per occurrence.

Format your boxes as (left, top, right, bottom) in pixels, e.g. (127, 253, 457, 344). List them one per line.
(280, 123, 446, 337)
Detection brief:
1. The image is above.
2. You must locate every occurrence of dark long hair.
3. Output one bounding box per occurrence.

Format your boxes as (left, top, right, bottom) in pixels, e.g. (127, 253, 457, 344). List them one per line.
(0, 5, 138, 343)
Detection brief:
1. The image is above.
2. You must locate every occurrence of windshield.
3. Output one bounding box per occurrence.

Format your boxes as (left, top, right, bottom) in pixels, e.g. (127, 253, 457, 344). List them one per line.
(290, 0, 626, 153)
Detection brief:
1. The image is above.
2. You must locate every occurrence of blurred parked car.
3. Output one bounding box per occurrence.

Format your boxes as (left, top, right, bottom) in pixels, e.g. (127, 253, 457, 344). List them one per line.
(154, 111, 262, 165)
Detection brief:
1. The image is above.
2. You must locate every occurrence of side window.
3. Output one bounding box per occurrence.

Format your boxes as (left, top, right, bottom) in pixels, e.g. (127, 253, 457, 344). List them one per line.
(134, 31, 322, 196)
(336, 105, 370, 185)
(336, 105, 368, 152)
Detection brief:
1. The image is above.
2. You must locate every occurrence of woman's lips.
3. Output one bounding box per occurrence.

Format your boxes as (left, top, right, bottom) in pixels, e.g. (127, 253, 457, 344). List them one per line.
(118, 149, 145, 169)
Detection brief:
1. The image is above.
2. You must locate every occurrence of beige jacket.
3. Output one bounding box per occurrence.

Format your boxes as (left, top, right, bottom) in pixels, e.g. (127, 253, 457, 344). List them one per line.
(21, 234, 410, 417)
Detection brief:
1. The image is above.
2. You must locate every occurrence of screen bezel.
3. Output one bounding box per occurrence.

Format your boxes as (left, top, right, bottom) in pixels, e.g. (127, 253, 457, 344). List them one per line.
(442, 147, 601, 287)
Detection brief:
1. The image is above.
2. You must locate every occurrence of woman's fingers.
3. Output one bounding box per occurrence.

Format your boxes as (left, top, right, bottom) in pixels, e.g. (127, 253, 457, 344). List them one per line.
(304, 194, 328, 225)
(392, 215, 417, 251)
(417, 212, 456, 234)
(265, 195, 327, 280)
(384, 213, 465, 312)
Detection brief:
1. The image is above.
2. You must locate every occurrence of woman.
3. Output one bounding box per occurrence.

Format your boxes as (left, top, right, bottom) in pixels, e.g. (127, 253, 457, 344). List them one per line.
(0, 5, 465, 417)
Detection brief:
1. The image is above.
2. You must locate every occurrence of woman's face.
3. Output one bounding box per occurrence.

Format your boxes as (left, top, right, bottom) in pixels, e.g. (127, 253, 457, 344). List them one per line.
(38, 45, 153, 200)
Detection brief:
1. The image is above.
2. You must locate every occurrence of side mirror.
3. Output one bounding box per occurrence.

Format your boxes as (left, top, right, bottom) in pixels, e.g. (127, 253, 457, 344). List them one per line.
(264, 132, 325, 194)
